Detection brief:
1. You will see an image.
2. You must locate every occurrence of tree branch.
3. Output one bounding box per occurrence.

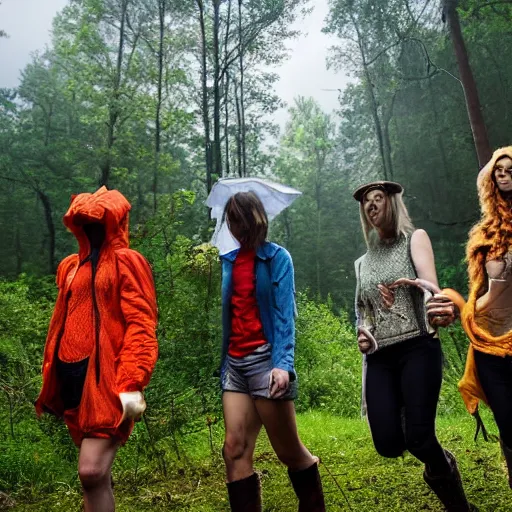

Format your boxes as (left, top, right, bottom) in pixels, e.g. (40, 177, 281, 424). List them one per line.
(470, 1, 512, 16)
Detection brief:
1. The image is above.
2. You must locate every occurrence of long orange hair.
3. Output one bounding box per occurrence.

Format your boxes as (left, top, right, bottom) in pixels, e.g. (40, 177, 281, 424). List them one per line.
(467, 146, 512, 301)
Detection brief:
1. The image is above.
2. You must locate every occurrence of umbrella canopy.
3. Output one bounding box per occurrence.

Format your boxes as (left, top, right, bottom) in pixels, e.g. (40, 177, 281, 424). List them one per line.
(206, 177, 302, 255)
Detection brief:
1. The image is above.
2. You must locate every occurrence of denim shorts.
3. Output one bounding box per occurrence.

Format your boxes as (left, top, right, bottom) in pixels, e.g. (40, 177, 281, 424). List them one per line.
(221, 343, 297, 400)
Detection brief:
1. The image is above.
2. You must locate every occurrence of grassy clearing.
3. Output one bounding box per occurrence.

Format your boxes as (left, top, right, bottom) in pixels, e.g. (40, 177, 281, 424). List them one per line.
(8, 409, 511, 511)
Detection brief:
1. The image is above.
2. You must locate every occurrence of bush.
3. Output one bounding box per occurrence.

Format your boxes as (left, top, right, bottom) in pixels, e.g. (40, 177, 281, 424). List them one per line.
(295, 294, 362, 417)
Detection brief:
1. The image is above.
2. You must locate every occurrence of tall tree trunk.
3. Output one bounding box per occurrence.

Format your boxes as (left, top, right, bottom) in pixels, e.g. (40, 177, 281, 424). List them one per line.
(443, 0, 491, 167)
(234, 78, 243, 177)
(362, 64, 388, 180)
(282, 209, 292, 247)
(381, 91, 397, 181)
(213, 0, 223, 181)
(196, 0, 213, 192)
(153, 0, 166, 212)
(100, 0, 128, 187)
(314, 149, 325, 298)
(223, 76, 230, 177)
(315, 179, 321, 298)
(223, 1, 233, 177)
(351, 12, 388, 180)
(238, 0, 247, 177)
(38, 190, 56, 274)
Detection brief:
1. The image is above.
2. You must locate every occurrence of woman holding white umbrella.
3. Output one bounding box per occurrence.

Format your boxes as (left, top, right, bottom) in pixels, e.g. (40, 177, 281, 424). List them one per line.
(208, 179, 325, 511)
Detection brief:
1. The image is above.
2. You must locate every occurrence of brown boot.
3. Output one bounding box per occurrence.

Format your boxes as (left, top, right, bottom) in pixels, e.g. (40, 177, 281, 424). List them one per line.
(423, 450, 478, 511)
(500, 439, 512, 489)
(288, 462, 326, 512)
(226, 473, 262, 512)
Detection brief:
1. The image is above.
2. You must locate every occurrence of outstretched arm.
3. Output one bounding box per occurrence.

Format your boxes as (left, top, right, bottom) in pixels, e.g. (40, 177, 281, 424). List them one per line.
(390, 230, 457, 328)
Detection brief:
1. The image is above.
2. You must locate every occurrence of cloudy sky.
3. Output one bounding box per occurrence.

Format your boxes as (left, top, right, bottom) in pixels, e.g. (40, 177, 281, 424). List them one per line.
(0, 0, 350, 128)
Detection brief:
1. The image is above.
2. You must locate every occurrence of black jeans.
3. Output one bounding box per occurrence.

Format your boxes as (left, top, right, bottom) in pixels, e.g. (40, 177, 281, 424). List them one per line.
(474, 349, 512, 448)
(365, 334, 450, 475)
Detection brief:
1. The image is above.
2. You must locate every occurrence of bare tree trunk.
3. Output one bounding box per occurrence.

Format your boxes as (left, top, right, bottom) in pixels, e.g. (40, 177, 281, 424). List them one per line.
(153, 0, 166, 212)
(44, 103, 54, 147)
(314, 149, 325, 298)
(282, 209, 292, 247)
(362, 67, 388, 179)
(351, 11, 388, 180)
(38, 190, 56, 274)
(223, 0, 233, 177)
(212, 0, 223, 181)
(100, 0, 128, 187)
(196, 0, 213, 192)
(381, 91, 397, 180)
(223, 76, 230, 177)
(136, 168, 144, 218)
(234, 78, 243, 177)
(443, 0, 491, 167)
(238, 0, 247, 177)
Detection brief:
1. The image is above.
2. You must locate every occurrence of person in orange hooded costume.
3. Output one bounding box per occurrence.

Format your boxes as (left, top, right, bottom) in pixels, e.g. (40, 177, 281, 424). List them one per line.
(441, 147, 512, 489)
(35, 187, 158, 512)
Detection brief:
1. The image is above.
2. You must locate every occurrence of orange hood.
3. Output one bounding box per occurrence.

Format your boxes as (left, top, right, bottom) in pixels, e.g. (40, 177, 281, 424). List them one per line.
(63, 187, 131, 259)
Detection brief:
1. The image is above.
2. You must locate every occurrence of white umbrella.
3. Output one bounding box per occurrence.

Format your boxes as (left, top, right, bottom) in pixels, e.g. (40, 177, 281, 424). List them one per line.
(206, 177, 302, 255)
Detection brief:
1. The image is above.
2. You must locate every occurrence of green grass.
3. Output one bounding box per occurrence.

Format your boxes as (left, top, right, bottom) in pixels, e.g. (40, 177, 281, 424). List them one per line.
(8, 410, 512, 511)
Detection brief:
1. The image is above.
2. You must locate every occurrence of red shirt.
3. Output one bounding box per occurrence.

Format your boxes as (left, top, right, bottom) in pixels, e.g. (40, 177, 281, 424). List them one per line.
(58, 261, 95, 362)
(228, 248, 267, 358)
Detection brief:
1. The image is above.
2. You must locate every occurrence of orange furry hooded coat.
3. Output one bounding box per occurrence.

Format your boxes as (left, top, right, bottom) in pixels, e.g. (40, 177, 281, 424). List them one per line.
(35, 187, 158, 445)
(444, 146, 512, 416)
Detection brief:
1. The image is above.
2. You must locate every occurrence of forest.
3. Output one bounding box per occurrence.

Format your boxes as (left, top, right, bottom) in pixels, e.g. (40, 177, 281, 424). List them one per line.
(1, 0, 511, 510)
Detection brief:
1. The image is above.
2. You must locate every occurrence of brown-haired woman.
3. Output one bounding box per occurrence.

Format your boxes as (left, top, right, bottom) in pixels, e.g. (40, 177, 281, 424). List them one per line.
(219, 191, 325, 511)
(353, 181, 476, 511)
(444, 147, 512, 489)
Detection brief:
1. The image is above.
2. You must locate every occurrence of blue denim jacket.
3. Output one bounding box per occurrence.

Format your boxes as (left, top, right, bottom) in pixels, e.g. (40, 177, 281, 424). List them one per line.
(220, 242, 297, 379)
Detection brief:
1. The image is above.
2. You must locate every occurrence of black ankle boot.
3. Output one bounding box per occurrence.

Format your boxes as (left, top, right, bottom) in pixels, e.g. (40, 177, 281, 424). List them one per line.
(288, 462, 326, 512)
(423, 450, 478, 511)
(226, 473, 262, 512)
(500, 439, 512, 489)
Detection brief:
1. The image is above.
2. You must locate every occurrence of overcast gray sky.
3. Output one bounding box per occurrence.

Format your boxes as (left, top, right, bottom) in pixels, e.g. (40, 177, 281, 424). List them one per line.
(0, 0, 349, 129)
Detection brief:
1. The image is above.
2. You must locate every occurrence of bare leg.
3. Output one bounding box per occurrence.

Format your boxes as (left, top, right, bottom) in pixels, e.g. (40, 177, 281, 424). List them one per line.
(78, 438, 118, 512)
(255, 399, 325, 511)
(222, 392, 262, 483)
(254, 399, 316, 471)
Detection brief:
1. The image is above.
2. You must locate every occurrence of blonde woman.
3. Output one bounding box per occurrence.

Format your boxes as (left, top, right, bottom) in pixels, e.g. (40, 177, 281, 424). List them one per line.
(354, 181, 476, 511)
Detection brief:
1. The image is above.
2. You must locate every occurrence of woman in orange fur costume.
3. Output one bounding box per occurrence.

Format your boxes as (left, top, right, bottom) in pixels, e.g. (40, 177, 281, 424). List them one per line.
(35, 187, 158, 512)
(444, 147, 512, 489)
